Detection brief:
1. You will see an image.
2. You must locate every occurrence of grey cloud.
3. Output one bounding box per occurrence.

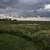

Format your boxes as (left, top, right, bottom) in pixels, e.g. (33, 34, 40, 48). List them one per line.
(0, 0, 50, 16)
(0, 0, 18, 8)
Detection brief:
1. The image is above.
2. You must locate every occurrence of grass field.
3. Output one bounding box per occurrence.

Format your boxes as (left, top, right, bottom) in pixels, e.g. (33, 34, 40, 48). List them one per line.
(0, 20, 50, 50)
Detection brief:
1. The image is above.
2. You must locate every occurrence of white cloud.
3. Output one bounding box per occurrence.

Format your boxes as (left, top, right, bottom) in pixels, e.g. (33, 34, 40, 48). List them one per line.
(44, 4, 50, 9)
(36, 4, 50, 12)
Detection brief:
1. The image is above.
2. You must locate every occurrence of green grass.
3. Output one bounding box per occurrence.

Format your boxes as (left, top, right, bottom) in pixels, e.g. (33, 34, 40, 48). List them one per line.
(0, 34, 34, 50)
(0, 21, 50, 50)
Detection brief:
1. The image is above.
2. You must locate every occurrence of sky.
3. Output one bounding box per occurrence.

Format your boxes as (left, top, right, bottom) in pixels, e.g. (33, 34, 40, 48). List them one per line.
(0, 0, 50, 17)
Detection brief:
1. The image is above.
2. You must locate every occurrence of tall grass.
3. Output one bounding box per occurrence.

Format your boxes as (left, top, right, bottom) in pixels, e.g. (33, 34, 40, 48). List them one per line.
(0, 20, 50, 50)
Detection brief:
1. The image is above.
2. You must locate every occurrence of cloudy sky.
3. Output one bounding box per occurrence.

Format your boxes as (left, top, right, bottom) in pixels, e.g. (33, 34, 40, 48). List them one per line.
(0, 0, 50, 17)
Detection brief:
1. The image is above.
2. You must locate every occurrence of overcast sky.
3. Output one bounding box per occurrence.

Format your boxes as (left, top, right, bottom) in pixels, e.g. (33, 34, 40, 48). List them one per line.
(0, 0, 50, 17)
